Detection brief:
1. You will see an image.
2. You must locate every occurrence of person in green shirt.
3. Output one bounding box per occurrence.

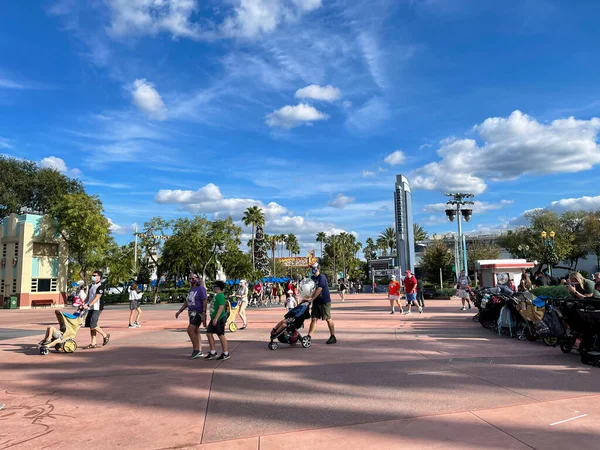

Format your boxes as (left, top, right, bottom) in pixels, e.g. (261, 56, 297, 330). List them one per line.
(205, 280, 230, 360)
(568, 271, 600, 299)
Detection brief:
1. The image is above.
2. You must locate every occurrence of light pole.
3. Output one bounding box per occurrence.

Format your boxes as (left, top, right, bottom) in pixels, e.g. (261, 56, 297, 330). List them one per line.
(541, 231, 556, 276)
(444, 193, 475, 279)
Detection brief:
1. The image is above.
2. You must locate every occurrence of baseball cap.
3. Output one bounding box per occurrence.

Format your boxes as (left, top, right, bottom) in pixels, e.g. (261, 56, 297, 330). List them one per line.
(391, 275, 396, 279)
(311, 262, 320, 269)
(240, 279, 247, 284)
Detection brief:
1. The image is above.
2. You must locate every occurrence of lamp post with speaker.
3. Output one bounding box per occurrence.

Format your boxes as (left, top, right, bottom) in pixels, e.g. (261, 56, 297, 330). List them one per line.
(444, 193, 475, 280)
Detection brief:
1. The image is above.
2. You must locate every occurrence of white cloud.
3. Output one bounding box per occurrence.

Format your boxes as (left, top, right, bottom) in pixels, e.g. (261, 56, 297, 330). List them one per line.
(265, 103, 328, 129)
(154, 184, 288, 220)
(295, 84, 341, 101)
(423, 200, 512, 214)
(292, 0, 322, 11)
(413, 110, 600, 194)
(106, 0, 201, 40)
(108, 218, 135, 236)
(345, 96, 390, 132)
(384, 150, 405, 166)
(362, 170, 376, 177)
(328, 194, 356, 209)
(131, 79, 167, 120)
(0, 77, 27, 89)
(0, 137, 13, 149)
(423, 215, 448, 227)
(343, 100, 352, 109)
(39, 156, 82, 177)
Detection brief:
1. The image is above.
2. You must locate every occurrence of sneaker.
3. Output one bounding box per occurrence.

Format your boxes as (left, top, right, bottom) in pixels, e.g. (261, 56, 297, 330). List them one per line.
(390, 311, 395, 315)
(326, 335, 337, 345)
(134, 321, 141, 327)
(103, 334, 111, 346)
(468, 304, 472, 309)
(204, 352, 219, 360)
(189, 350, 204, 359)
(405, 311, 412, 315)
(418, 307, 423, 314)
(461, 307, 467, 311)
(0, 404, 4, 411)
(217, 353, 230, 360)
(128, 324, 136, 328)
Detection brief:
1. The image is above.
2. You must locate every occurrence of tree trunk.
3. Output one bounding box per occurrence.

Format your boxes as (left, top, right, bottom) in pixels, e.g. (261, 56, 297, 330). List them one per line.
(320, 242, 323, 258)
(251, 224, 255, 269)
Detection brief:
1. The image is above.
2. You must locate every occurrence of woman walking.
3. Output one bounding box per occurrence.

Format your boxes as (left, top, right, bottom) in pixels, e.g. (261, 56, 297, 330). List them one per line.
(339, 278, 347, 302)
(236, 280, 249, 330)
(128, 283, 143, 328)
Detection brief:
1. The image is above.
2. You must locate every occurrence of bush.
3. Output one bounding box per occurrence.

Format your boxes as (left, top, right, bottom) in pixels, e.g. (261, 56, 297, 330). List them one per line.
(530, 285, 569, 298)
(436, 288, 456, 297)
(104, 293, 128, 304)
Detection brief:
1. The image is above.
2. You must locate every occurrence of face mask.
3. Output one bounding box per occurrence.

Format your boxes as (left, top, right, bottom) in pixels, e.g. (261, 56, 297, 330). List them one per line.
(91, 276, 98, 283)
(311, 268, 318, 275)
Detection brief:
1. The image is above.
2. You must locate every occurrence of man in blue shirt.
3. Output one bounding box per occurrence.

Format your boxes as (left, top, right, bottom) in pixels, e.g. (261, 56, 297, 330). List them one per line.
(307, 262, 337, 344)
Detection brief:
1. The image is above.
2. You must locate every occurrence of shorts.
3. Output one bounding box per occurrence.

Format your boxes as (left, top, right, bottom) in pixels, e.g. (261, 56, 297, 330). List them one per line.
(129, 300, 140, 310)
(458, 289, 470, 299)
(52, 329, 63, 340)
(85, 309, 101, 329)
(188, 310, 204, 327)
(388, 294, 400, 301)
(405, 292, 417, 304)
(206, 317, 226, 336)
(311, 302, 332, 320)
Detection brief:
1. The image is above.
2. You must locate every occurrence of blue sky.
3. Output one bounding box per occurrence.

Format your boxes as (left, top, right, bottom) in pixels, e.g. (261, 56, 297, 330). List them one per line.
(2, 0, 600, 252)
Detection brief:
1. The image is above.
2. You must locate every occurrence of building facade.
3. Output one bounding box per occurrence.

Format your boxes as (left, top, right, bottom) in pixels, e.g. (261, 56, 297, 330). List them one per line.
(394, 174, 415, 273)
(1, 214, 68, 308)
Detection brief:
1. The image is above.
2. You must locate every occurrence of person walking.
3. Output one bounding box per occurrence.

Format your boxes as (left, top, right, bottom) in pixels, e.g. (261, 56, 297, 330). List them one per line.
(205, 280, 230, 360)
(339, 278, 347, 301)
(235, 280, 249, 330)
(416, 276, 425, 310)
(403, 270, 421, 314)
(82, 270, 110, 349)
(388, 275, 402, 314)
(456, 269, 472, 310)
(277, 282, 284, 304)
(306, 262, 337, 344)
(128, 283, 143, 328)
(175, 274, 207, 359)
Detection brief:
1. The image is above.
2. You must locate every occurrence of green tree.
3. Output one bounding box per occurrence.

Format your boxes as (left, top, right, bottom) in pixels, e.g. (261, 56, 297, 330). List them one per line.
(0, 156, 83, 218)
(363, 237, 377, 260)
(413, 223, 428, 242)
(104, 242, 136, 288)
(316, 231, 327, 258)
(137, 260, 152, 287)
(242, 206, 265, 268)
(466, 240, 502, 270)
(584, 211, 600, 271)
(254, 224, 271, 275)
(137, 217, 172, 302)
(51, 192, 111, 283)
(420, 239, 454, 284)
(377, 226, 396, 256)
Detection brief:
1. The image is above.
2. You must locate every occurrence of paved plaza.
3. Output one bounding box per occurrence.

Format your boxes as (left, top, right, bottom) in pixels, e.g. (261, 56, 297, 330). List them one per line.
(1, 295, 599, 450)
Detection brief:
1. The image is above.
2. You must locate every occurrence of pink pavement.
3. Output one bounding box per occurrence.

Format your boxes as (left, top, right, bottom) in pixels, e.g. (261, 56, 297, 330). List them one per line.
(1, 294, 599, 449)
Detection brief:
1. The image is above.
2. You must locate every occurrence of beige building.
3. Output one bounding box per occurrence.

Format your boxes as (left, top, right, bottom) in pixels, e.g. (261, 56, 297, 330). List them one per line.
(1, 213, 68, 308)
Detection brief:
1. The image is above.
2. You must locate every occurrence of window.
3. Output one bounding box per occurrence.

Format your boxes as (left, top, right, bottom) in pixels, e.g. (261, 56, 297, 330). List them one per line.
(2, 244, 6, 258)
(32, 243, 59, 257)
(0, 282, 4, 295)
(31, 278, 58, 293)
(12, 279, 17, 294)
(14, 242, 19, 257)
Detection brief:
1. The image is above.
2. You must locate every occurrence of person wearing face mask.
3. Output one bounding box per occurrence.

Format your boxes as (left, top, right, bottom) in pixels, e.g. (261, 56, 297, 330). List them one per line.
(175, 274, 208, 359)
(82, 270, 110, 349)
(306, 262, 337, 345)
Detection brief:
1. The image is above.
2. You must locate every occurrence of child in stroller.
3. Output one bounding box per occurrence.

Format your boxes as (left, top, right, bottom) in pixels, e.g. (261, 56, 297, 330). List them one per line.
(268, 302, 312, 350)
(38, 309, 87, 355)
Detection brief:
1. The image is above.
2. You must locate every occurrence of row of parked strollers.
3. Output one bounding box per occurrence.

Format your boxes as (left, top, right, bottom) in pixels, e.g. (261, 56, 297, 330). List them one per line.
(470, 286, 600, 366)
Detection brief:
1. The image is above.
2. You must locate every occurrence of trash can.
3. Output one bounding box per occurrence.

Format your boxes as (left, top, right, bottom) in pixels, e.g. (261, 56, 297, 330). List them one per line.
(2, 297, 8, 309)
(8, 296, 17, 309)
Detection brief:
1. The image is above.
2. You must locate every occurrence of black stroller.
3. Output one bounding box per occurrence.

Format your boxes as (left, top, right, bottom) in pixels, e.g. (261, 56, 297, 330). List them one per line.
(558, 298, 600, 365)
(268, 302, 312, 350)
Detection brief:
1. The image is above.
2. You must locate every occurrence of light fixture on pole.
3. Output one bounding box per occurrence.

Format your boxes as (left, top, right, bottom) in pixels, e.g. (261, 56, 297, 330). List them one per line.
(444, 193, 475, 279)
(541, 231, 556, 276)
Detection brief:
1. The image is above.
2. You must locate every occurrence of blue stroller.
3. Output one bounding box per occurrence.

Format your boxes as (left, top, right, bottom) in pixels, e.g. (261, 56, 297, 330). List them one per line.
(268, 302, 312, 350)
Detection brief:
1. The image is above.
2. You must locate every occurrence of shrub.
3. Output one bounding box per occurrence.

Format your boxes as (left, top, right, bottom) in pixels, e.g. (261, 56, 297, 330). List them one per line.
(530, 285, 569, 298)
(435, 288, 456, 297)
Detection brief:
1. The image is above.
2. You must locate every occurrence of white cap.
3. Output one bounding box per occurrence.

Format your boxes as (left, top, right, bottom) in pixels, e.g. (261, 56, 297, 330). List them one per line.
(240, 279, 247, 284)
(391, 275, 396, 279)
(311, 262, 319, 268)
(287, 289, 293, 294)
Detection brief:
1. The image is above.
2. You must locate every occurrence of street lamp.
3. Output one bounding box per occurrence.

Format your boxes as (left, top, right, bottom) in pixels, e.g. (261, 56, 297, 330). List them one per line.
(444, 193, 475, 279)
(541, 231, 556, 276)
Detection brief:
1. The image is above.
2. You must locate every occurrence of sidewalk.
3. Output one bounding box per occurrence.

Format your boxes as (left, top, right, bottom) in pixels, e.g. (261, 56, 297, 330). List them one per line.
(1, 295, 598, 449)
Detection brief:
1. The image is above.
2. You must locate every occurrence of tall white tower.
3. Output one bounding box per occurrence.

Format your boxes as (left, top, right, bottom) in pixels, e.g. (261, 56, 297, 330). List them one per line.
(394, 175, 415, 273)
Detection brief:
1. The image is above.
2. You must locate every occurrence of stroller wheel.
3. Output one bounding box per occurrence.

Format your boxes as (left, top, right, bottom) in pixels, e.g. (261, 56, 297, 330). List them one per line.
(525, 327, 538, 342)
(268, 342, 278, 351)
(62, 339, 77, 353)
(561, 341, 573, 354)
(543, 337, 558, 347)
(301, 336, 312, 348)
(40, 347, 49, 355)
(229, 322, 238, 333)
(55, 343, 63, 352)
(472, 313, 480, 323)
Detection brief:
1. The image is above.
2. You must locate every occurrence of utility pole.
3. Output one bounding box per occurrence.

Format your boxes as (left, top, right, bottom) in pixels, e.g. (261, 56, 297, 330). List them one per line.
(444, 193, 475, 278)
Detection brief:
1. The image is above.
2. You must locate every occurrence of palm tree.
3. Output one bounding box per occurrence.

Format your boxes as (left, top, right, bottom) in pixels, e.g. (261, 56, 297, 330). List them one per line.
(364, 237, 377, 260)
(378, 226, 396, 257)
(242, 206, 265, 269)
(285, 234, 299, 257)
(278, 234, 287, 257)
(413, 223, 428, 242)
(316, 232, 327, 259)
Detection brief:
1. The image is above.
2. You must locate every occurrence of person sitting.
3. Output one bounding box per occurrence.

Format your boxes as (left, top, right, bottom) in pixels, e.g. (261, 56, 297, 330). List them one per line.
(38, 323, 66, 346)
(567, 271, 600, 299)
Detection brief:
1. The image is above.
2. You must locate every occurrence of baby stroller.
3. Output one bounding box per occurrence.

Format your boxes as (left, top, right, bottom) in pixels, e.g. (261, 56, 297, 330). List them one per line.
(268, 302, 312, 350)
(39, 309, 87, 355)
(225, 299, 240, 332)
(559, 299, 600, 365)
(513, 291, 546, 342)
(478, 289, 507, 332)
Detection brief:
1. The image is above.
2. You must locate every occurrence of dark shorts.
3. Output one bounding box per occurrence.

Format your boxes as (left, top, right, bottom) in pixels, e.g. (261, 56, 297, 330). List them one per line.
(311, 302, 332, 320)
(188, 310, 204, 327)
(206, 317, 226, 336)
(129, 300, 140, 311)
(85, 309, 101, 329)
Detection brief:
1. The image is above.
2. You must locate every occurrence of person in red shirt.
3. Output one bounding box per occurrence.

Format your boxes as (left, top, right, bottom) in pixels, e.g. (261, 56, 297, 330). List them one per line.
(388, 275, 402, 314)
(403, 270, 421, 315)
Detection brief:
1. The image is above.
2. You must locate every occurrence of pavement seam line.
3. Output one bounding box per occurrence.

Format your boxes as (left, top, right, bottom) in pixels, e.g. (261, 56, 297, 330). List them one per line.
(469, 411, 536, 450)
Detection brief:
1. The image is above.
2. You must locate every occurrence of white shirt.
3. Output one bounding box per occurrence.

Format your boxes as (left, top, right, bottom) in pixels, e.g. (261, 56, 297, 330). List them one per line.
(129, 290, 141, 301)
(87, 282, 103, 311)
(79, 290, 87, 302)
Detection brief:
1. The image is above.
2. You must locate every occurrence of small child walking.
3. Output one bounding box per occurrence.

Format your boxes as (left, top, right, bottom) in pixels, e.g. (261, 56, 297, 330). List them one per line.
(205, 281, 230, 361)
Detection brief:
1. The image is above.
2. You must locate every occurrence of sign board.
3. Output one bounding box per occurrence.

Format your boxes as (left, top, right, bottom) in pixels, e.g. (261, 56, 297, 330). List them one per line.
(276, 257, 309, 268)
